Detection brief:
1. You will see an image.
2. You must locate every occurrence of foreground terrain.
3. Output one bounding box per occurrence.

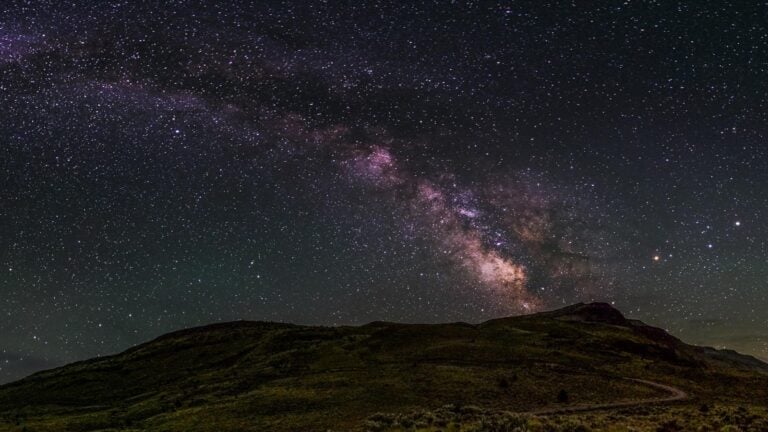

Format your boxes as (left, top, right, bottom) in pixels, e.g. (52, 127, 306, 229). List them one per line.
(0, 303, 766, 431)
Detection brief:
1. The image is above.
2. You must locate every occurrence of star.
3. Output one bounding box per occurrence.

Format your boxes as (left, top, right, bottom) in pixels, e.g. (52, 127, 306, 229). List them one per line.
(1, 0, 767, 384)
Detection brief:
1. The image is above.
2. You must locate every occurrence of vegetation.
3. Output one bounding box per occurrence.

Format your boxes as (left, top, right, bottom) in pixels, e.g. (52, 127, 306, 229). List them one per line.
(0, 303, 765, 431)
(363, 404, 768, 432)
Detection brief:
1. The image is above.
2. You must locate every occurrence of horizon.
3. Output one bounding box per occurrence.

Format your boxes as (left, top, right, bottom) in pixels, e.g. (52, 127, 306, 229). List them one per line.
(2, 301, 765, 386)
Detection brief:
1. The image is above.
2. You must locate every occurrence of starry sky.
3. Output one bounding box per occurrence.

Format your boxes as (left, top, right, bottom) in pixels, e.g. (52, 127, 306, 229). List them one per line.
(2, 1, 767, 383)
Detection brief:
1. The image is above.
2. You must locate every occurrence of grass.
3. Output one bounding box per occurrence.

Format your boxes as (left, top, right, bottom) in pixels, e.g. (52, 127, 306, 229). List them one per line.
(363, 404, 768, 432)
(0, 303, 765, 431)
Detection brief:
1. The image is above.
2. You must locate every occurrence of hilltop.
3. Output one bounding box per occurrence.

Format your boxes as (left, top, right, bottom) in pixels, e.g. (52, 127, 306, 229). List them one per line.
(0, 303, 766, 431)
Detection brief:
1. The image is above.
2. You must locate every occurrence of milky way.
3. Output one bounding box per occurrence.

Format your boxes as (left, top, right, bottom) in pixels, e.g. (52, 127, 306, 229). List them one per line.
(340, 142, 605, 313)
(2, 1, 768, 383)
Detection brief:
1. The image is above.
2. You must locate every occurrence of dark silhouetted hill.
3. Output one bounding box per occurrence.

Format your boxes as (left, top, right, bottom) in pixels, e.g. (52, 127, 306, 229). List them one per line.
(0, 303, 765, 431)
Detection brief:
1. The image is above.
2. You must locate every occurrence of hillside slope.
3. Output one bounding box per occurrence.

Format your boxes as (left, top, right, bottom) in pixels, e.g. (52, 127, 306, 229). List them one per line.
(0, 303, 766, 431)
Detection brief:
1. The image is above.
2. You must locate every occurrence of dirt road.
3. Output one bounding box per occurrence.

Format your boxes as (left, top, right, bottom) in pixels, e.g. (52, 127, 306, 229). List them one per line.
(525, 378, 689, 415)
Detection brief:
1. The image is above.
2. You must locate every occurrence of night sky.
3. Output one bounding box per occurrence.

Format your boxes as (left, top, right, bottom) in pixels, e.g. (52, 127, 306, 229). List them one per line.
(2, 1, 767, 384)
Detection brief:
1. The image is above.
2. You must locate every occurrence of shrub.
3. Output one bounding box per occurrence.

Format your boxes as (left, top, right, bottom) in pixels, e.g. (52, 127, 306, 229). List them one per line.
(368, 413, 395, 425)
(558, 420, 590, 432)
(363, 419, 386, 432)
(656, 420, 683, 432)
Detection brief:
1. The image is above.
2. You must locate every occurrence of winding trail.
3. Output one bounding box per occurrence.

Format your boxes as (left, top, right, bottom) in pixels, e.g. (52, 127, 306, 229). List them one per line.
(525, 378, 689, 415)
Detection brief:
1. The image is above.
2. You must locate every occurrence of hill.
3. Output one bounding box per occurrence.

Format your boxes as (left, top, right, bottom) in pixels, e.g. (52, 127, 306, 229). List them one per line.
(0, 303, 766, 431)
